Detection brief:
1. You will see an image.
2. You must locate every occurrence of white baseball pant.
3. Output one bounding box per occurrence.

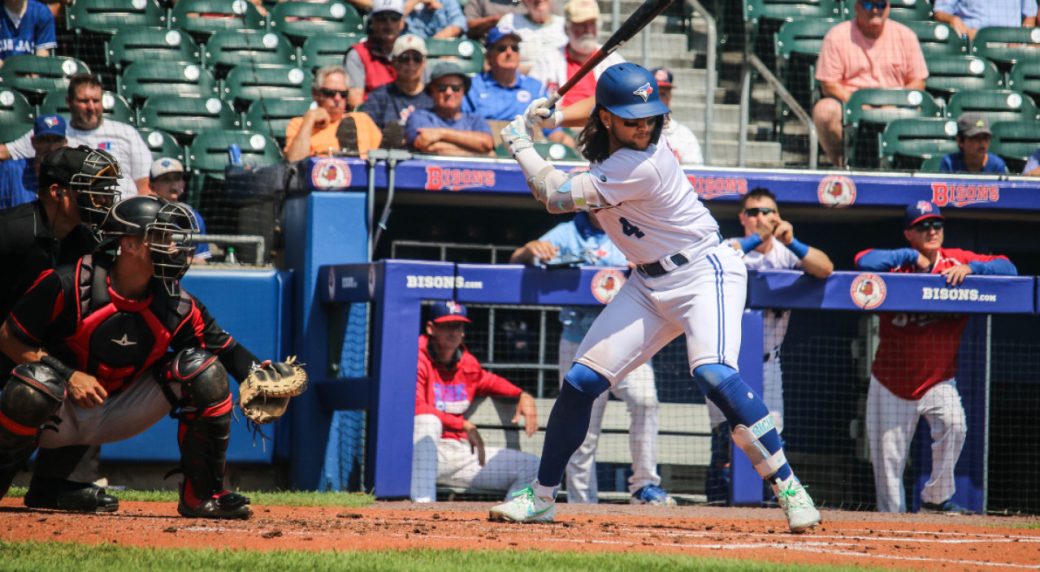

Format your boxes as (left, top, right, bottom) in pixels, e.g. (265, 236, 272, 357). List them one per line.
(866, 376, 967, 513)
(410, 414, 540, 502)
(558, 337, 660, 503)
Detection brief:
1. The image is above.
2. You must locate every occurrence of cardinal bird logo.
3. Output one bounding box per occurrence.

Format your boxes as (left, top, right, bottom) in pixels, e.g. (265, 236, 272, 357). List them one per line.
(633, 82, 653, 102)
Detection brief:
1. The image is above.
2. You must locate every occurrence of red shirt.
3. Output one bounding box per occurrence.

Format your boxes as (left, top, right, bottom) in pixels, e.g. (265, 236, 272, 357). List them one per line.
(415, 334, 522, 440)
(562, 49, 597, 106)
(353, 40, 396, 100)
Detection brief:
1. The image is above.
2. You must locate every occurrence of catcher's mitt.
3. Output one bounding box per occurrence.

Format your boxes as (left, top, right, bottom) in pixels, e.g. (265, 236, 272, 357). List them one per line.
(239, 357, 308, 424)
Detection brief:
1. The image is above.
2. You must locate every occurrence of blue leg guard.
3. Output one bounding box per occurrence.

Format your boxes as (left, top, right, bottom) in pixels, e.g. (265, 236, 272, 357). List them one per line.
(695, 364, 793, 482)
(536, 364, 610, 488)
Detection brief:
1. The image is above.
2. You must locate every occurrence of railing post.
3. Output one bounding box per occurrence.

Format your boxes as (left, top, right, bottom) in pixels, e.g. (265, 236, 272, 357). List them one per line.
(687, 0, 716, 165)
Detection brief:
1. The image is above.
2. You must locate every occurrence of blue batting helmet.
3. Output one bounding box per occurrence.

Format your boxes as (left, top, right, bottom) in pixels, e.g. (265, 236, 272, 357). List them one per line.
(595, 63, 670, 119)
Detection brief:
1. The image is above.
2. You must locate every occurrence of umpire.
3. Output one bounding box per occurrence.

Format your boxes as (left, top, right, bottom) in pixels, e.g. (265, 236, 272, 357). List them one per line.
(0, 145, 121, 512)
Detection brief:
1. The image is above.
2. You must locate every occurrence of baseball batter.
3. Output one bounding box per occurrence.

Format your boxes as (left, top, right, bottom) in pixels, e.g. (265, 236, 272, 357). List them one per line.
(489, 63, 821, 532)
(855, 201, 1016, 514)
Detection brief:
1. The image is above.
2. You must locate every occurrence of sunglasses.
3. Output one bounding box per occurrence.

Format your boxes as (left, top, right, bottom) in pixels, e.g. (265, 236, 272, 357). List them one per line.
(912, 219, 944, 232)
(318, 88, 348, 99)
(396, 53, 425, 64)
(620, 117, 657, 128)
(433, 83, 465, 93)
(859, 0, 888, 10)
(372, 12, 402, 22)
(494, 43, 520, 53)
(743, 207, 776, 217)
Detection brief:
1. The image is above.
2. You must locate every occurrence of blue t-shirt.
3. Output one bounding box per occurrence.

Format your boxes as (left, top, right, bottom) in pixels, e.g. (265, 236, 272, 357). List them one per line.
(0, 159, 33, 209)
(932, 0, 1037, 31)
(404, 0, 467, 38)
(362, 83, 434, 128)
(539, 213, 627, 343)
(462, 71, 560, 138)
(0, 0, 56, 60)
(939, 152, 1008, 174)
(404, 108, 491, 148)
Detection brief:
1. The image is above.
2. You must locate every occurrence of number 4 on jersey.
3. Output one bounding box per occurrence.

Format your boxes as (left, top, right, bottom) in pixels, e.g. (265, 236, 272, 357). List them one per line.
(619, 217, 645, 239)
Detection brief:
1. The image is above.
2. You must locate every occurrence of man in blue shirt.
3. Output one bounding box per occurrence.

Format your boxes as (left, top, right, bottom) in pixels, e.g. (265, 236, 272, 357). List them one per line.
(404, 0, 468, 39)
(405, 61, 494, 156)
(0, 0, 56, 62)
(934, 0, 1037, 41)
(2, 114, 64, 209)
(940, 113, 1007, 175)
(362, 34, 434, 132)
(463, 24, 575, 148)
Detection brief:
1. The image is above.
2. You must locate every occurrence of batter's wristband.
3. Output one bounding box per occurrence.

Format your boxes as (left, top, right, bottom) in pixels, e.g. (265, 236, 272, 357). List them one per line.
(40, 355, 75, 383)
(788, 237, 810, 259)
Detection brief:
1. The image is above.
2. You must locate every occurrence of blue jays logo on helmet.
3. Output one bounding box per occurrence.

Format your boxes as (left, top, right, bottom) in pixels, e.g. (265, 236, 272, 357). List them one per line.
(633, 82, 653, 103)
(595, 63, 670, 120)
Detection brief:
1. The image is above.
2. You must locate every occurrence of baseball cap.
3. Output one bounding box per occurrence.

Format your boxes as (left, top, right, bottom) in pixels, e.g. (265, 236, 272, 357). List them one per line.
(564, 0, 600, 22)
(150, 157, 185, 180)
(428, 301, 471, 324)
(371, 0, 404, 15)
(428, 61, 471, 91)
(904, 200, 944, 229)
(34, 114, 67, 138)
(391, 34, 427, 58)
(486, 23, 522, 48)
(957, 112, 992, 138)
(650, 67, 673, 88)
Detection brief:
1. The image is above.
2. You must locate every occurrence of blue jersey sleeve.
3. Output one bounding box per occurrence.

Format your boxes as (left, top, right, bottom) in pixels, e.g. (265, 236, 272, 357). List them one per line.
(33, 3, 57, 50)
(968, 258, 1017, 276)
(855, 248, 919, 271)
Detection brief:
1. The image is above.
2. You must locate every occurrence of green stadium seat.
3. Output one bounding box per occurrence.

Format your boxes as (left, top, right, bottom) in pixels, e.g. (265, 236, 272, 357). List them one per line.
(1007, 56, 1040, 105)
(39, 90, 135, 125)
(268, 1, 364, 47)
(971, 27, 1040, 69)
(878, 118, 959, 170)
(0, 88, 34, 143)
(222, 65, 311, 111)
(203, 31, 296, 77)
(105, 27, 202, 72)
(189, 129, 282, 176)
(138, 94, 242, 142)
(119, 61, 218, 105)
(743, 0, 841, 66)
(425, 38, 485, 75)
(495, 142, 579, 161)
(774, 19, 838, 122)
(946, 89, 1040, 125)
(0, 55, 91, 105)
(138, 128, 188, 164)
(170, 0, 265, 43)
(990, 121, 1040, 172)
(300, 33, 364, 72)
(65, 0, 166, 37)
(245, 98, 312, 146)
(843, 0, 931, 22)
(844, 88, 941, 167)
(925, 56, 1002, 100)
(919, 154, 945, 173)
(902, 21, 968, 60)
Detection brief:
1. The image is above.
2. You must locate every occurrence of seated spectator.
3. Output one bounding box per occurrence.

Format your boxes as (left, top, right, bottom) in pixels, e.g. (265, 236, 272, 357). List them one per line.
(1023, 147, 1040, 176)
(410, 301, 540, 503)
(812, 0, 928, 167)
(533, 0, 622, 106)
(284, 66, 382, 162)
(464, 0, 526, 40)
(933, 0, 1037, 41)
(940, 113, 1007, 174)
(362, 34, 434, 148)
(463, 25, 575, 147)
(498, 0, 567, 78)
(653, 67, 704, 166)
(345, 0, 406, 107)
(148, 158, 210, 263)
(405, 61, 494, 156)
(2, 114, 65, 209)
(404, 0, 467, 39)
(0, 0, 57, 64)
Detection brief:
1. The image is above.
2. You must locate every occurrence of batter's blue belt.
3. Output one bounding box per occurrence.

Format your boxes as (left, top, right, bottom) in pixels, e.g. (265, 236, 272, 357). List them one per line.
(637, 252, 690, 277)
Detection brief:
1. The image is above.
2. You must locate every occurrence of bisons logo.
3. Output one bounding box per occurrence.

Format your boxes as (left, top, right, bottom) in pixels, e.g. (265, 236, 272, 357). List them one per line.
(687, 174, 748, 200)
(425, 166, 496, 191)
(591, 269, 626, 304)
(850, 273, 887, 310)
(931, 182, 1000, 207)
(817, 175, 856, 207)
(311, 158, 351, 189)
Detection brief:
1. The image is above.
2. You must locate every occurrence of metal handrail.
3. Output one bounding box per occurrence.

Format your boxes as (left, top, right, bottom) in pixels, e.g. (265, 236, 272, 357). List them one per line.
(686, 0, 716, 165)
(746, 54, 819, 169)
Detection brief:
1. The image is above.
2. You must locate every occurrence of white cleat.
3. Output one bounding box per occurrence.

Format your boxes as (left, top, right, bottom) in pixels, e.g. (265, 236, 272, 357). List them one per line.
(489, 486, 556, 523)
(772, 476, 822, 533)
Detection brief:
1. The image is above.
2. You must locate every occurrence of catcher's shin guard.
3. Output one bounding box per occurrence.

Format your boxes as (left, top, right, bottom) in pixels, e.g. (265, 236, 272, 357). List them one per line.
(0, 362, 68, 499)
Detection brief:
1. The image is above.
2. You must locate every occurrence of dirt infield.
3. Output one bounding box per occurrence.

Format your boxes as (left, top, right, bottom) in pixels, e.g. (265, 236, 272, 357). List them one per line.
(2, 498, 1038, 570)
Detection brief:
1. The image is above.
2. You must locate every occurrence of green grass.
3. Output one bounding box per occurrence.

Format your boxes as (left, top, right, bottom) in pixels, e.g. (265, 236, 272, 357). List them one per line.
(0, 541, 863, 572)
(5, 486, 374, 507)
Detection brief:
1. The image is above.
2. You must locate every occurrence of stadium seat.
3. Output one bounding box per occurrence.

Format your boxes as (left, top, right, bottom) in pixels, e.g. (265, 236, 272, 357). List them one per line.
(118, 61, 218, 105)
(495, 142, 579, 161)
(203, 31, 296, 77)
(743, 0, 841, 66)
(138, 128, 188, 163)
(0, 88, 34, 144)
(878, 118, 959, 170)
(1007, 56, 1040, 106)
(946, 89, 1040, 125)
(925, 56, 1002, 101)
(990, 121, 1040, 172)
(65, 0, 166, 37)
(300, 33, 364, 72)
(188, 130, 283, 180)
(919, 154, 945, 173)
(268, 1, 364, 47)
(774, 19, 838, 124)
(222, 65, 311, 111)
(903, 21, 968, 60)
(170, 0, 265, 43)
(425, 38, 485, 76)
(971, 27, 1040, 70)
(138, 94, 242, 143)
(844, 0, 930, 22)
(0, 55, 91, 105)
(39, 90, 135, 125)
(844, 88, 941, 167)
(245, 98, 312, 146)
(105, 27, 202, 72)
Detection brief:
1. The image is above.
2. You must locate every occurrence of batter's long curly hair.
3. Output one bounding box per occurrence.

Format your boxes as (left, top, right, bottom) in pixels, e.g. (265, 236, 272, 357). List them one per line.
(577, 107, 666, 164)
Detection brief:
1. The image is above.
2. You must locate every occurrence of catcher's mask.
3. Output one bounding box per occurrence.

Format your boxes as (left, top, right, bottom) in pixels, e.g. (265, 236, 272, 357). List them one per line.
(99, 196, 199, 295)
(38, 145, 122, 228)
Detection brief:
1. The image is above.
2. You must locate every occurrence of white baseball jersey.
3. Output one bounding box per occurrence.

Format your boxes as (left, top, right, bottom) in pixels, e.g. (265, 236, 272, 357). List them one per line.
(498, 13, 567, 82)
(728, 238, 801, 351)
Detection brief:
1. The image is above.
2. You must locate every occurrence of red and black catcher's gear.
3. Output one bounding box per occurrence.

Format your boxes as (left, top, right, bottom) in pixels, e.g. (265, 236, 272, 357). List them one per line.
(0, 362, 67, 499)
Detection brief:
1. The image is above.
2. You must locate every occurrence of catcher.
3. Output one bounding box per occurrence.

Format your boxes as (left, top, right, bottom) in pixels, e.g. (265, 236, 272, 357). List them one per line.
(0, 196, 306, 519)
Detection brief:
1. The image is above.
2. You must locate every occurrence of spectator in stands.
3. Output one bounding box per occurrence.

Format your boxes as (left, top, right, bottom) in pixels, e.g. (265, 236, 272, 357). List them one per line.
(405, 61, 494, 156)
(148, 158, 210, 263)
(5, 114, 68, 209)
(463, 24, 575, 148)
(362, 34, 434, 149)
(498, 0, 567, 78)
(707, 187, 833, 504)
(345, 0, 406, 108)
(933, 0, 1037, 41)
(533, 0, 621, 106)
(464, 0, 526, 40)
(403, 0, 467, 39)
(940, 113, 1007, 174)
(652, 67, 704, 166)
(509, 214, 675, 506)
(812, 0, 928, 167)
(0, 0, 57, 64)
(0, 74, 151, 199)
(855, 201, 1017, 514)
(411, 301, 540, 503)
(1023, 147, 1040, 176)
(284, 66, 383, 162)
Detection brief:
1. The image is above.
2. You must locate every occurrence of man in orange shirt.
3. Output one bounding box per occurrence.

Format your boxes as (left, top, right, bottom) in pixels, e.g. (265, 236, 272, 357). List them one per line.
(284, 66, 382, 162)
(812, 0, 928, 167)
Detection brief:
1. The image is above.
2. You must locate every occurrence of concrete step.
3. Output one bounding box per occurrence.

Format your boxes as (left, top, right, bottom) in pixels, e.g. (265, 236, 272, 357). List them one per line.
(669, 100, 741, 125)
(706, 140, 784, 167)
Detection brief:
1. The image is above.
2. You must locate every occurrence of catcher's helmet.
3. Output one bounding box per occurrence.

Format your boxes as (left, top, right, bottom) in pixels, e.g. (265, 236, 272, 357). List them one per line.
(100, 196, 199, 294)
(38, 145, 122, 228)
(595, 63, 670, 120)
